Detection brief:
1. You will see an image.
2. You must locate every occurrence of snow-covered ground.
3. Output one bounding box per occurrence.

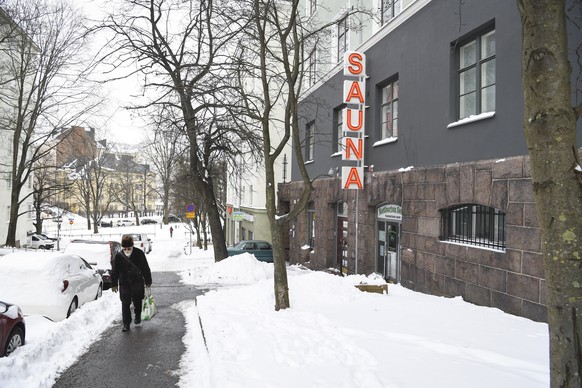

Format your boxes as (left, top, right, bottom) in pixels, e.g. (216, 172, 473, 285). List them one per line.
(0, 219, 550, 387)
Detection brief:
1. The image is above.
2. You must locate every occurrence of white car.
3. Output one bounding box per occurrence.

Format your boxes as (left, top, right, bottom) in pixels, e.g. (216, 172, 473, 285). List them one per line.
(28, 234, 55, 250)
(116, 219, 135, 227)
(122, 233, 152, 253)
(0, 252, 103, 321)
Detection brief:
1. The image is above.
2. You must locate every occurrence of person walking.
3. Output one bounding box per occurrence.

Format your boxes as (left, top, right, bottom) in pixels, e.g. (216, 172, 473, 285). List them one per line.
(170, 226, 173, 238)
(111, 235, 152, 332)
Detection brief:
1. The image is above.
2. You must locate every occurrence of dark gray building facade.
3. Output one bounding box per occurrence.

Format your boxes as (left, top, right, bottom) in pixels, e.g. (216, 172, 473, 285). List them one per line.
(278, 0, 582, 322)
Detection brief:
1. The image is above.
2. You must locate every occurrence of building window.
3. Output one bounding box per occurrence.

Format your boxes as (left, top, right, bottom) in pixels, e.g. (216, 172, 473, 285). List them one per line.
(381, 0, 401, 25)
(333, 105, 345, 154)
(308, 0, 317, 17)
(439, 204, 506, 251)
(380, 79, 399, 139)
(307, 201, 315, 249)
(457, 29, 495, 120)
(305, 121, 315, 161)
(307, 49, 317, 88)
(337, 16, 348, 62)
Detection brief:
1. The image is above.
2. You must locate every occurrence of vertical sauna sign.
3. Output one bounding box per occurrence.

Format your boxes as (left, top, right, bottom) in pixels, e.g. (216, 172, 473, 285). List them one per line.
(342, 51, 366, 190)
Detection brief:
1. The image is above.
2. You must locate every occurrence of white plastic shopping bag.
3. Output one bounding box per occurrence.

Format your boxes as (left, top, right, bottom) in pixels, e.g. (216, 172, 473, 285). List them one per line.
(141, 287, 157, 321)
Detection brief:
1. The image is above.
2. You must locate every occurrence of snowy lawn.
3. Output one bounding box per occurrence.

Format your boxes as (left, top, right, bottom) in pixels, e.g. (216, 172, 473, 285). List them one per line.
(0, 221, 549, 387)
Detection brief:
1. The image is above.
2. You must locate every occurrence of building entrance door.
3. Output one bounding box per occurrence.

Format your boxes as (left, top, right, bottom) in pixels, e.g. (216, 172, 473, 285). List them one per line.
(376, 204, 402, 282)
(337, 216, 348, 275)
(377, 221, 400, 281)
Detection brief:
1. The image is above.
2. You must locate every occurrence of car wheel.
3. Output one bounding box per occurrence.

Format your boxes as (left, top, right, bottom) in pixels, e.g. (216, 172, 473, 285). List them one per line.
(95, 284, 103, 300)
(66, 297, 78, 318)
(4, 326, 24, 356)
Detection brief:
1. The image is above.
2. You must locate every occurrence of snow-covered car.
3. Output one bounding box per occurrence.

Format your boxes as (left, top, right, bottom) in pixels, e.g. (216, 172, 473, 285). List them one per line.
(122, 233, 152, 253)
(116, 219, 135, 227)
(28, 234, 54, 250)
(63, 239, 122, 290)
(0, 252, 103, 321)
(0, 300, 25, 357)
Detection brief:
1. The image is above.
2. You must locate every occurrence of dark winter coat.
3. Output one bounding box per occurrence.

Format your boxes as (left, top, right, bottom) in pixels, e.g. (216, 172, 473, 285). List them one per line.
(110, 247, 152, 289)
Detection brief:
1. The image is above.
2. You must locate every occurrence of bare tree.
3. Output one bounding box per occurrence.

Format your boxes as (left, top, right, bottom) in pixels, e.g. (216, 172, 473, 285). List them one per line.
(143, 107, 187, 225)
(98, 0, 261, 261)
(110, 154, 146, 225)
(517, 0, 582, 386)
(230, 0, 364, 310)
(31, 153, 72, 234)
(0, 0, 101, 246)
(69, 145, 114, 233)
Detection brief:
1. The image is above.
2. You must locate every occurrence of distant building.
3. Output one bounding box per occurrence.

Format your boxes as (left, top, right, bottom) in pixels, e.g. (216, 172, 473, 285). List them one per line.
(278, 0, 582, 322)
(51, 126, 156, 220)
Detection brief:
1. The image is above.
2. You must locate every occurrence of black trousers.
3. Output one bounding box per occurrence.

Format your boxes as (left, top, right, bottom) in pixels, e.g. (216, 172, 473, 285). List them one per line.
(119, 282, 145, 326)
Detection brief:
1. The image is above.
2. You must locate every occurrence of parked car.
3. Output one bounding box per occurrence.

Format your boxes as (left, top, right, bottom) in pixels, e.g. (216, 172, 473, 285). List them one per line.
(99, 220, 113, 227)
(0, 301, 25, 357)
(227, 240, 273, 262)
(116, 219, 135, 227)
(64, 239, 122, 290)
(0, 252, 103, 321)
(140, 218, 157, 225)
(37, 232, 58, 242)
(167, 215, 181, 223)
(28, 234, 54, 250)
(122, 233, 152, 254)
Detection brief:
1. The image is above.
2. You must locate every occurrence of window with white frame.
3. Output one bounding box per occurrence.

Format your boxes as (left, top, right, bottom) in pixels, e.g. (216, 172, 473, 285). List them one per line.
(308, 0, 317, 17)
(457, 29, 496, 120)
(380, 79, 399, 139)
(381, 0, 401, 25)
(337, 16, 348, 62)
(305, 121, 315, 161)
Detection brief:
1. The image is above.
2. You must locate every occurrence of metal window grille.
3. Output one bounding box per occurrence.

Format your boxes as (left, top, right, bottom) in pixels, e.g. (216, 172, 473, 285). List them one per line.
(440, 204, 506, 250)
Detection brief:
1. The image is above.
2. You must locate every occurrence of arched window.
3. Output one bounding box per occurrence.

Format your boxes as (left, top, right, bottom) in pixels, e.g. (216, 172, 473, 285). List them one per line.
(439, 204, 505, 251)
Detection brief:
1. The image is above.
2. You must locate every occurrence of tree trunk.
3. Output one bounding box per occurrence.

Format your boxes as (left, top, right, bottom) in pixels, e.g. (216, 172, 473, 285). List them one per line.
(518, 1, 582, 386)
(5, 187, 21, 247)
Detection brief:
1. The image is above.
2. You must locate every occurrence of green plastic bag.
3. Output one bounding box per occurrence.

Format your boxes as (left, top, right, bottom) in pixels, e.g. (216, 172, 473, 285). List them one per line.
(141, 288, 157, 321)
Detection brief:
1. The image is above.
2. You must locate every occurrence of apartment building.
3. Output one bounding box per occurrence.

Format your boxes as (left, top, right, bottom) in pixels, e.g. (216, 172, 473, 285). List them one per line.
(278, 0, 582, 322)
(0, 7, 34, 247)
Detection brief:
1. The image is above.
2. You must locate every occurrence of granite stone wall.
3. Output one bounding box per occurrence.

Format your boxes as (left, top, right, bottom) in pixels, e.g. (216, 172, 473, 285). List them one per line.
(278, 155, 547, 322)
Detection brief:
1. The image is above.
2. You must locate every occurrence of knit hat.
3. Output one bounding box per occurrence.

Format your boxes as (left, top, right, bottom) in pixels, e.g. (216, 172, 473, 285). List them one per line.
(121, 235, 134, 247)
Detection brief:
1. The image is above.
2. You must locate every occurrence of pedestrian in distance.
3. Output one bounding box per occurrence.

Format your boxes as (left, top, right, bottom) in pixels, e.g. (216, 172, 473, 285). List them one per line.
(170, 226, 173, 238)
(111, 235, 152, 332)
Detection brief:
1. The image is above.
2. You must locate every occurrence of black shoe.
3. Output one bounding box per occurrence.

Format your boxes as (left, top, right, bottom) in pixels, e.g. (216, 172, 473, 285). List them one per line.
(134, 317, 141, 325)
(122, 325, 130, 332)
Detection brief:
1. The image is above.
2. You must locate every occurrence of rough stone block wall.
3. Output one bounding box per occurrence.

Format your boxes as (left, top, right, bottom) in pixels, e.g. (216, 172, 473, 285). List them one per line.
(278, 155, 547, 322)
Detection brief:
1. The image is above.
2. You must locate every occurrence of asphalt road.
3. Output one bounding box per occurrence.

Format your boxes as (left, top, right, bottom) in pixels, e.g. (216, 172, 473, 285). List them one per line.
(53, 272, 204, 388)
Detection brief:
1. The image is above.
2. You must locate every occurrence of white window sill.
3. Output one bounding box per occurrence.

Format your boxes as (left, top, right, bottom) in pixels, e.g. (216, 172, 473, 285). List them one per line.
(373, 136, 398, 147)
(447, 111, 495, 129)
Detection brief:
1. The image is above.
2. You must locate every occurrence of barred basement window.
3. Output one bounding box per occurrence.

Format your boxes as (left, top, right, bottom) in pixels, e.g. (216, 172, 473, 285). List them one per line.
(439, 204, 506, 251)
